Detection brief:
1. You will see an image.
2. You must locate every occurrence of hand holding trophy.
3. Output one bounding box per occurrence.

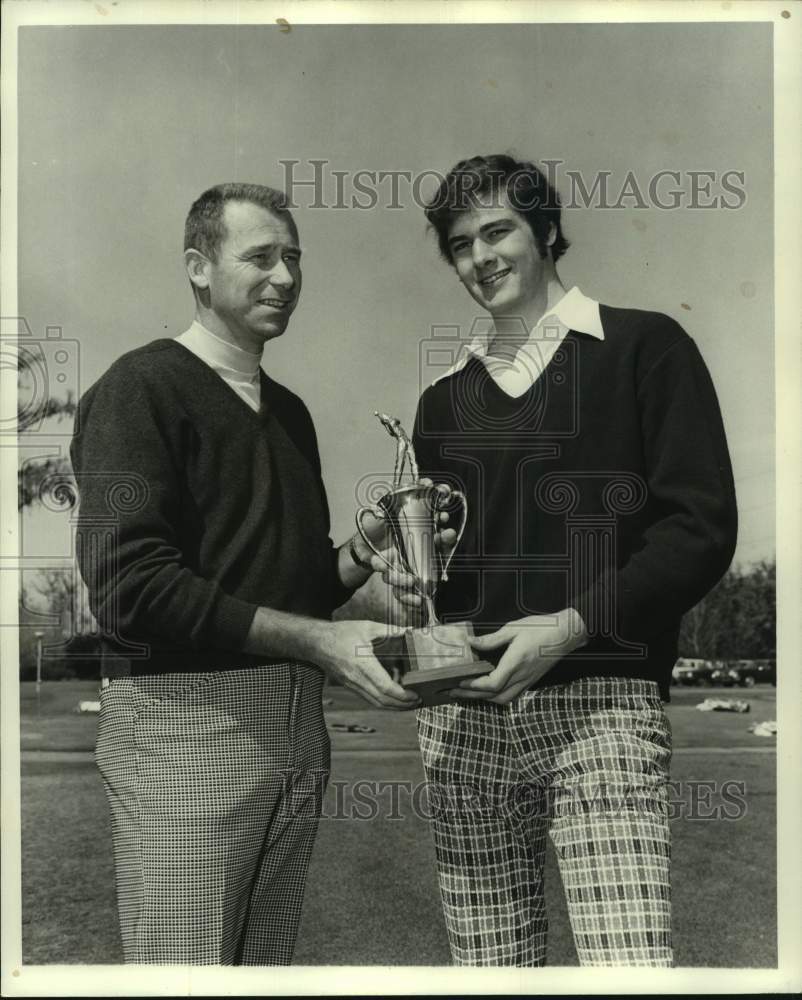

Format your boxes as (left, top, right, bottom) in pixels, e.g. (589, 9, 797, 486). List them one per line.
(355, 412, 492, 706)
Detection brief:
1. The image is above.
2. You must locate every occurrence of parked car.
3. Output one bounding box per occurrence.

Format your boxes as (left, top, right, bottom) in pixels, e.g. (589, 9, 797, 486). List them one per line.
(755, 660, 777, 686)
(671, 658, 716, 686)
(710, 664, 746, 687)
(713, 659, 776, 687)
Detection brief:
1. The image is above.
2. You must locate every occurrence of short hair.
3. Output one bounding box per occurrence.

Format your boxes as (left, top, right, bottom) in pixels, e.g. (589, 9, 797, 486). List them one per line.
(184, 183, 296, 261)
(424, 154, 569, 265)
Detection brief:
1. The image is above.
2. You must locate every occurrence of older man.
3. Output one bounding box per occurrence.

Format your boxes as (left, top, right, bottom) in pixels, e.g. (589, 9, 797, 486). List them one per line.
(71, 183, 418, 965)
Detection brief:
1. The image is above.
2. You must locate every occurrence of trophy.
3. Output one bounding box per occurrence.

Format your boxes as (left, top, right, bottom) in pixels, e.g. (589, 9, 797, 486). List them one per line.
(355, 412, 492, 706)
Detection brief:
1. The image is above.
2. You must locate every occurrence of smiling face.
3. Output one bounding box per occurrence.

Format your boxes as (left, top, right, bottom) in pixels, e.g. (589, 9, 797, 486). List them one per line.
(190, 199, 302, 351)
(446, 194, 553, 320)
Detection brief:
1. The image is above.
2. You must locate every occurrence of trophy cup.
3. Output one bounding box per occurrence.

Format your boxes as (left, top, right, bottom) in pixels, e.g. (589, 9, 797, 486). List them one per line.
(355, 412, 493, 706)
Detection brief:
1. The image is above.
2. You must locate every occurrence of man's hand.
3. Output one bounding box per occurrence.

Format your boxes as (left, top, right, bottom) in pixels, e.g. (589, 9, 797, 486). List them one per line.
(370, 531, 457, 610)
(310, 619, 420, 711)
(451, 608, 588, 705)
(243, 607, 418, 709)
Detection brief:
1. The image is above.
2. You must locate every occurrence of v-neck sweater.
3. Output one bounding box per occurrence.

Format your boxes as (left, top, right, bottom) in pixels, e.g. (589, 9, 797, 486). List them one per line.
(71, 338, 347, 675)
(412, 305, 738, 699)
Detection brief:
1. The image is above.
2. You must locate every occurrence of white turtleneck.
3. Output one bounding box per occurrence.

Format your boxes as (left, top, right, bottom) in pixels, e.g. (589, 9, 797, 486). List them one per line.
(175, 320, 263, 412)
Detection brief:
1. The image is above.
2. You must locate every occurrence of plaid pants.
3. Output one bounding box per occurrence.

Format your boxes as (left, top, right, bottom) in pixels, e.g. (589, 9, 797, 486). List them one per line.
(95, 663, 330, 965)
(417, 676, 673, 966)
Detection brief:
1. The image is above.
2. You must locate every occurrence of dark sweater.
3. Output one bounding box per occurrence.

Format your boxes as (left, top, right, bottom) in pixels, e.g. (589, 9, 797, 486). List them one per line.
(70, 339, 348, 675)
(412, 306, 738, 699)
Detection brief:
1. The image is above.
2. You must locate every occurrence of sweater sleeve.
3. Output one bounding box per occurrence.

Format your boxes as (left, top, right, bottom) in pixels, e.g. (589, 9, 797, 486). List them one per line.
(70, 361, 258, 652)
(574, 335, 738, 642)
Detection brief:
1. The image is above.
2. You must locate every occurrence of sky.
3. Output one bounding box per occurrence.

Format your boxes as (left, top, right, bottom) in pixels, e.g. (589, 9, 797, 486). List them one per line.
(16, 21, 774, 567)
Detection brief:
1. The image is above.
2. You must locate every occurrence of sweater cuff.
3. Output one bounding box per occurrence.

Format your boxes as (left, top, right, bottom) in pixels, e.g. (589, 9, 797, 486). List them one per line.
(329, 545, 358, 612)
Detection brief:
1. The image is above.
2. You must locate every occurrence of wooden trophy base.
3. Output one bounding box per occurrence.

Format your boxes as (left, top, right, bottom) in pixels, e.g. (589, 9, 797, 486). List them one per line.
(374, 621, 492, 707)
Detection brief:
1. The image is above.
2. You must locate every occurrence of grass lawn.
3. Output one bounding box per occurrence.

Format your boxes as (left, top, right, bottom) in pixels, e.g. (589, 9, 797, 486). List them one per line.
(17, 681, 777, 966)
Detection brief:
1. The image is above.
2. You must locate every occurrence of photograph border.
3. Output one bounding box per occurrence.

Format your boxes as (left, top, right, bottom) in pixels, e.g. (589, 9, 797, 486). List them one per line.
(1, 1, 800, 995)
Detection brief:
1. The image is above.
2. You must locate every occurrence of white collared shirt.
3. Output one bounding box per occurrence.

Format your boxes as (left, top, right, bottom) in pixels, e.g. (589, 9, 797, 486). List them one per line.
(176, 321, 263, 412)
(432, 286, 604, 398)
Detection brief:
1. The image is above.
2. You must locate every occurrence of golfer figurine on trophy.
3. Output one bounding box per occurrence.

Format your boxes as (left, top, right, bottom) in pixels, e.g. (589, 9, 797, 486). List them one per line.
(356, 411, 492, 706)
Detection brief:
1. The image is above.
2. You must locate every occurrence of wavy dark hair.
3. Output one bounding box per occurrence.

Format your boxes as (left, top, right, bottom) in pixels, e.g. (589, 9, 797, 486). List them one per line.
(184, 183, 296, 261)
(425, 154, 569, 265)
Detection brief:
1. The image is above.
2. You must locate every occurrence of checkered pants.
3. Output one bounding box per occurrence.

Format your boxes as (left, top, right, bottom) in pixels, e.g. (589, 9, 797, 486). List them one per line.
(417, 676, 672, 967)
(95, 663, 330, 965)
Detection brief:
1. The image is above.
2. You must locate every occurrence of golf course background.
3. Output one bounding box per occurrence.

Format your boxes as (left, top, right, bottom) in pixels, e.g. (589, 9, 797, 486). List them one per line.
(20, 680, 777, 967)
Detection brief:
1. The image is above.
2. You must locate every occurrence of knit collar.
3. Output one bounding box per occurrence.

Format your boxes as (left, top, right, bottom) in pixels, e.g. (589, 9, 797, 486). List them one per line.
(177, 320, 263, 379)
(432, 286, 604, 386)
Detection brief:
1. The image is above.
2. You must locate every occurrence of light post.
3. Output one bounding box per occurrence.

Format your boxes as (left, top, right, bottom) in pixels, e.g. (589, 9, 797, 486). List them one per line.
(35, 630, 44, 701)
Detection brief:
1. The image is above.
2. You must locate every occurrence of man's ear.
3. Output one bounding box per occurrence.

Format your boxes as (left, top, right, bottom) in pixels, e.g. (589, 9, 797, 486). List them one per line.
(545, 223, 557, 247)
(184, 248, 211, 292)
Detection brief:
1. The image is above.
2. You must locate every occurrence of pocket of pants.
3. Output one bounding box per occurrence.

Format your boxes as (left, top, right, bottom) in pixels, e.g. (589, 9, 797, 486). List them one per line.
(130, 671, 222, 708)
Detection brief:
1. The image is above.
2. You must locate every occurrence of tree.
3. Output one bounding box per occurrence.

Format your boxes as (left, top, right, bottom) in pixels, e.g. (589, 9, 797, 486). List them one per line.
(678, 560, 776, 661)
(18, 455, 76, 510)
(679, 596, 714, 659)
(23, 567, 91, 631)
(17, 344, 77, 509)
(21, 568, 101, 680)
(15, 334, 92, 676)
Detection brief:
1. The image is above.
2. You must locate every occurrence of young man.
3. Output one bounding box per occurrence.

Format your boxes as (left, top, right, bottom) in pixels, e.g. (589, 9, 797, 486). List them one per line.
(406, 154, 737, 966)
(70, 183, 418, 965)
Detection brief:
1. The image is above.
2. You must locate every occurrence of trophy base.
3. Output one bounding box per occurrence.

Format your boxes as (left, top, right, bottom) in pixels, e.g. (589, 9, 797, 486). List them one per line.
(401, 660, 494, 706)
(374, 622, 494, 707)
